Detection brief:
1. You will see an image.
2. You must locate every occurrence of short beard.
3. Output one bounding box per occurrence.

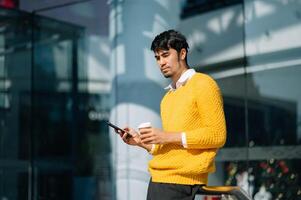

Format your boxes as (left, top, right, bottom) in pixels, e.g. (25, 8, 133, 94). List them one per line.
(163, 74, 171, 78)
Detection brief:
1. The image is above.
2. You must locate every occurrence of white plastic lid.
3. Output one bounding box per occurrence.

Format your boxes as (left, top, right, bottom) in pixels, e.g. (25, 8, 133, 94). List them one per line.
(138, 122, 152, 129)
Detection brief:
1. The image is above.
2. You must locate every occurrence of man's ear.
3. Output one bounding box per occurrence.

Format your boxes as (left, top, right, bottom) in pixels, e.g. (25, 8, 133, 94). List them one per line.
(180, 48, 187, 61)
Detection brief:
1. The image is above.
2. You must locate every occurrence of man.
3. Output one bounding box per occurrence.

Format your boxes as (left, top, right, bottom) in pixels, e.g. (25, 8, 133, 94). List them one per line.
(119, 30, 226, 200)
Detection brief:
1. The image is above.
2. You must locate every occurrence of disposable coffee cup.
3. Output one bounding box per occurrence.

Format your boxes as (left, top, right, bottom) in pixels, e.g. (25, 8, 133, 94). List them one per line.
(138, 122, 152, 134)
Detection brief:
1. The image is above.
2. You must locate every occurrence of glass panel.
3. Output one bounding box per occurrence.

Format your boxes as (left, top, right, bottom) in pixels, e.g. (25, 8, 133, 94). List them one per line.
(33, 16, 82, 92)
(217, 75, 247, 148)
(0, 168, 28, 200)
(245, 0, 301, 147)
(246, 66, 300, 147)
(36, 170, 73, 200)
(200, 1, 301, 199)
(0, 7, 31, 199)
(0, 7, 32, 160)
(31, 1, 113, 199)
(32, 93, 73, 158)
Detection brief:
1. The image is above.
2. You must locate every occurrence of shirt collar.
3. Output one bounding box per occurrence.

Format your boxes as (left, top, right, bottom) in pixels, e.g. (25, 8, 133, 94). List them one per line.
(164, 69, 196, 91)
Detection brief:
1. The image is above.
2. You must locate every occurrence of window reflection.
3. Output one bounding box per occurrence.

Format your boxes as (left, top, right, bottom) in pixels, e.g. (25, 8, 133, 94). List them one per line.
(224, 159, 301, 199)
(0, 4, 113, 199)
(0, 169, 28, 200)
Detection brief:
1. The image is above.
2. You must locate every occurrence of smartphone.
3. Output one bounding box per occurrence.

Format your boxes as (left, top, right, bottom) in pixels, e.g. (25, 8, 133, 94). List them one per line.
(106, 121, 126, 134)
(107, 121, 131, 138)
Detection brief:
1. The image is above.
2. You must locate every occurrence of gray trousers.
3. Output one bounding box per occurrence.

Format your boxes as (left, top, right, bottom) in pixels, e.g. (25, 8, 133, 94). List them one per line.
(146, 179, 202, 200)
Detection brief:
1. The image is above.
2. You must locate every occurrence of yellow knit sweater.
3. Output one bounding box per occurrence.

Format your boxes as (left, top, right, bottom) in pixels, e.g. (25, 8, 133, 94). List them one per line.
(149, 73, 226, 185)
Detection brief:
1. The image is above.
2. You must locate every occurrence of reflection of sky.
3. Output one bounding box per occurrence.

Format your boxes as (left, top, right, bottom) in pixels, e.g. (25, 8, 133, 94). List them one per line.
(87, 36, 110, 81)
(181, 0, 301, 67)
(245, 0, 301, 55)
(20, 0, 109, 36)
(180, 5, 244, 66)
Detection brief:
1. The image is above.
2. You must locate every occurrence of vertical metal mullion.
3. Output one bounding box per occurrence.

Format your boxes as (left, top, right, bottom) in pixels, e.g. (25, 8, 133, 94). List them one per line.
(71, 36, 79, 199)
(29, 11, 35, 200)
(241, 0, 251, 195)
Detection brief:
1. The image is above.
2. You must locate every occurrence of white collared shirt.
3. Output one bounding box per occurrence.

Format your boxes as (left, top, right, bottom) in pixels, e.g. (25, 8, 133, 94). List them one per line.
(164, 68, 196, 92)
(150, 69, 196, 153)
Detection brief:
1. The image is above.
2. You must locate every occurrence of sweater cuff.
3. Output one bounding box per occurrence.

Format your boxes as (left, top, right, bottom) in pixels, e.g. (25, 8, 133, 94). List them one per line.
(148, 144, 160, 155)
(148, 144, 156, 154)
(181, 132, 187, 148)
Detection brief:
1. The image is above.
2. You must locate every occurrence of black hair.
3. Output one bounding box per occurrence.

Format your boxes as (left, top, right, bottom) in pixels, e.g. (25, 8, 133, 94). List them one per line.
(150, 29, 189, 63)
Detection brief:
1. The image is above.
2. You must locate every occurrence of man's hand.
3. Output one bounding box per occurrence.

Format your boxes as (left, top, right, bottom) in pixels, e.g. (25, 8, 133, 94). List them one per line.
(117, 127, 153, 152)
(119, 127, 141, 146)
(139, 127, 167, 144)
(140, 127, 183, 145)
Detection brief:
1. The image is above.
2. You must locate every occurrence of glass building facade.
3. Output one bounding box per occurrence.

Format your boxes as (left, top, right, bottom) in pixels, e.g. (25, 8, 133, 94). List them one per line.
(0, 2, 113, 199)
(0, 0, 300, 199)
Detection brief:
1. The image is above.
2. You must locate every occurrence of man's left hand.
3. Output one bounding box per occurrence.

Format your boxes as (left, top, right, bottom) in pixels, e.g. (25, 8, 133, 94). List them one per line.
(139, 127, 167, 144)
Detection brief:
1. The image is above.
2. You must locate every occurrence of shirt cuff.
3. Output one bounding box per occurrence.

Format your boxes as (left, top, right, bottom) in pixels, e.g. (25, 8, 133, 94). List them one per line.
(148, 144, 156, 154)
(181, 132, 187, 148)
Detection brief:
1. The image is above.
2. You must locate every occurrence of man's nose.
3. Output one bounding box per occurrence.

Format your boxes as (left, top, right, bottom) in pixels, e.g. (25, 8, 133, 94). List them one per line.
(158, 58, 166, 67)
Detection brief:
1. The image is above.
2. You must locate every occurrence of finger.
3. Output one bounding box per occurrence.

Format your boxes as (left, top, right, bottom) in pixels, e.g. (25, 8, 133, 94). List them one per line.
(124, 128, 134, 135)
(122, 132, 132, 143)
(139, 128, 152, 135)
(140, 133, 153, 140)
(125, 133, 132, 139)
(122, 132, 129, 139)
(127, 128, 139, 136)
(140, 135, 155, 142)
(141, 137, 154, 144)
(140, 127, 152, 131)
(121, 126, 133, 132)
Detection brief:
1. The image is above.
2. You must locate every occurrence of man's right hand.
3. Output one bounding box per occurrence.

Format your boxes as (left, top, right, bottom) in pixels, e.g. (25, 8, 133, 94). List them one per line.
(118, 127, 153, 152)
(119, 127, 141, 146)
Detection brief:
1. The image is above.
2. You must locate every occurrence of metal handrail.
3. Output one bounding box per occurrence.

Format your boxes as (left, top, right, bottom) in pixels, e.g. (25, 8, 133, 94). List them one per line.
(198, 185, 253, 200)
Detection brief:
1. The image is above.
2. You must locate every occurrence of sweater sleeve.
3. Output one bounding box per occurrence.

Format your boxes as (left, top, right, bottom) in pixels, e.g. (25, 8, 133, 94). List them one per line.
(185, 76, 226, 149)
(149, 144, 161, 155)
